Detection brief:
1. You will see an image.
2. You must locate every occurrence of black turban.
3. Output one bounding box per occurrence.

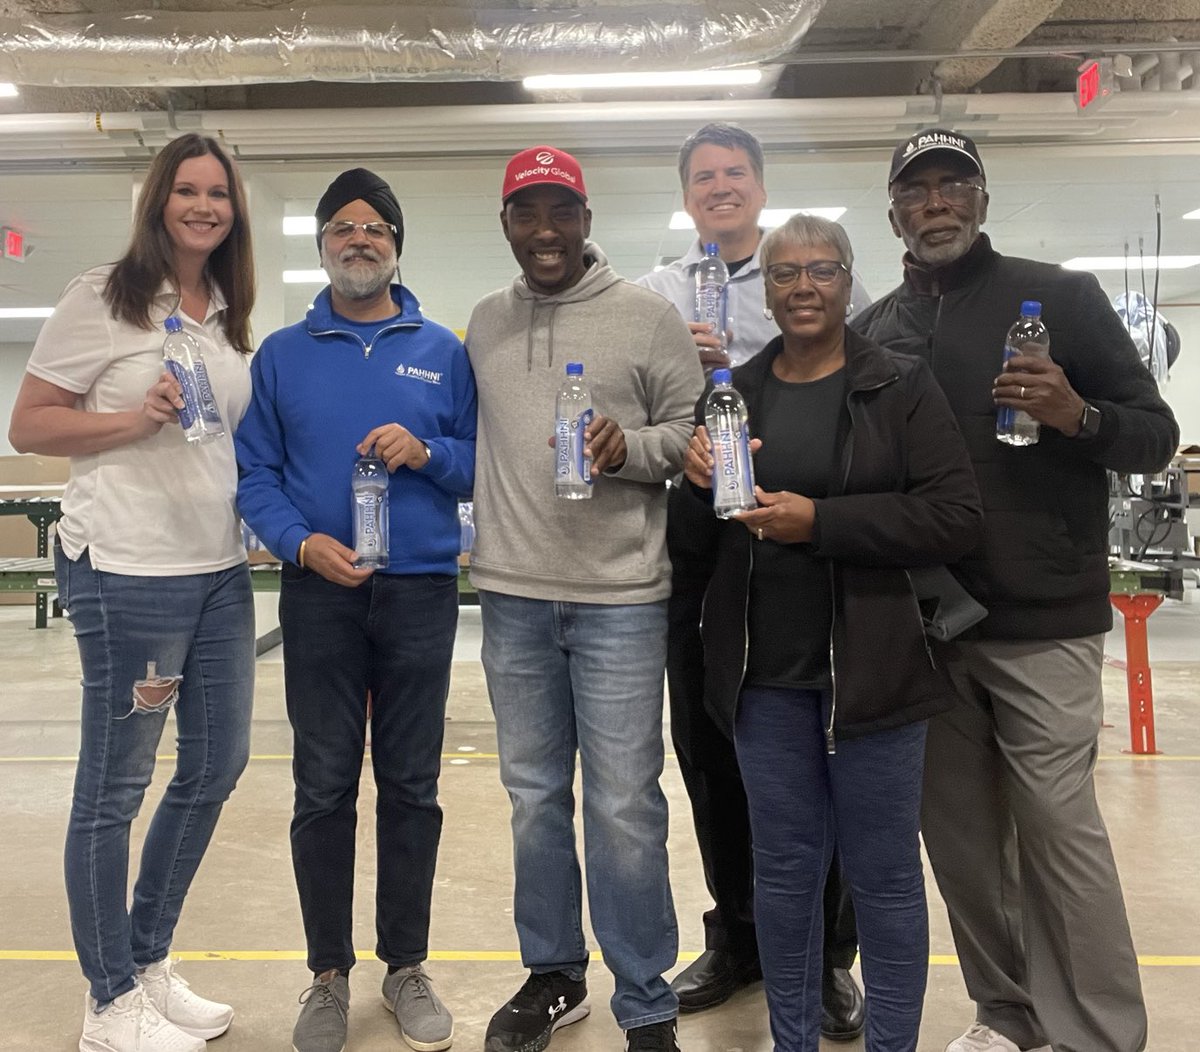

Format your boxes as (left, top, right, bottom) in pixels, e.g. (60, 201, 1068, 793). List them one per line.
(314, 167, 404, 256)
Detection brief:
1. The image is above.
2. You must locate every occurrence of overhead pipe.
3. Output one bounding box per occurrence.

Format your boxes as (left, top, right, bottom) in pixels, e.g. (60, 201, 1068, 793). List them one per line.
(0, 1, 823, 88)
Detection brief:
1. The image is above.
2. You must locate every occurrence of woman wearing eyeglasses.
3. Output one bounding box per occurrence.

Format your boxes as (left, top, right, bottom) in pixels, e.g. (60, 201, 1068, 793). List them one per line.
(678, 215, 982, 1052)
(8, 135, 256, 1052)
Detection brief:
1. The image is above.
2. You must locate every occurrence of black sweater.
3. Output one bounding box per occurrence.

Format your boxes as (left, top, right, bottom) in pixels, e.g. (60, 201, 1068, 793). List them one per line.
(852, 235, 1179, 640)
(676, 328, 983, 742)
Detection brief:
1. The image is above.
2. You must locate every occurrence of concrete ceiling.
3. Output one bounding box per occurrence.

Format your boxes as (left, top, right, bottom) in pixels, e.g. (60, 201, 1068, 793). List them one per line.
(0, 0, 1196, 115)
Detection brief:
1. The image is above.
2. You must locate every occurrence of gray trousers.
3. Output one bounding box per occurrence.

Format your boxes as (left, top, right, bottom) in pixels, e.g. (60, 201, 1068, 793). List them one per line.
(922, 636, 1147, 1052)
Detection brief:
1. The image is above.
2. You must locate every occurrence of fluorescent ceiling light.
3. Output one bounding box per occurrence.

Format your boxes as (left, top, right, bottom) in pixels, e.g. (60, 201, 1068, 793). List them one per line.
(0, 307, 53, 318)
(524, 69, 762, 91)
(0, 83, 18, 99)
(283, 270, 328, 284)
(1183, 208, 1200, 220)
(283, 216, 317, 236)
(1062, 256, 1200, 270)
(669, 206, 845, 231)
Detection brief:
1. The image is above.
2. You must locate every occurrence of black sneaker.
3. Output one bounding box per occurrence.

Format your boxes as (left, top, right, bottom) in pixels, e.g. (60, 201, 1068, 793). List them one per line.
(625, 1020, 680, 1052)
(484, 971, 590, 1052)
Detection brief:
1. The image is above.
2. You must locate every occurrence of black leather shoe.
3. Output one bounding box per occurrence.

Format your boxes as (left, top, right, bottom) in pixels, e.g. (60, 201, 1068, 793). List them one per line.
(821, 966, 865, 1041)
(671, 950, 762, 1013)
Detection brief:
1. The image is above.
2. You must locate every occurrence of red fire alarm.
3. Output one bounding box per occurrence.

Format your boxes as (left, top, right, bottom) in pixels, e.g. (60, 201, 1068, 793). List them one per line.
(2, 226, 27, 262)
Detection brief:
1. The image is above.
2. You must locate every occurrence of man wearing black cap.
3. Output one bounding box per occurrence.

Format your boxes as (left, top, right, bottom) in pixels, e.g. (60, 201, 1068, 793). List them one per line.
(236, 168, 477, 1052)
(853, 130, 1177, 1052)
(466, 145, 704, 1052)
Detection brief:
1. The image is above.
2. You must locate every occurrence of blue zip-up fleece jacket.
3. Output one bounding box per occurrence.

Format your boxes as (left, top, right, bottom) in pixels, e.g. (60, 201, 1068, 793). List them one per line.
(235, 284, 477, 575)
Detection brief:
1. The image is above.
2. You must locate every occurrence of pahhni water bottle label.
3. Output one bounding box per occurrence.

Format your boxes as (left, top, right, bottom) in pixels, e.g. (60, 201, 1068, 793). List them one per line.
(192, 360, 223, 425)
(164, 360, 201, 431)
(556, 408, 593, 485)
(715, 421, 753, 500)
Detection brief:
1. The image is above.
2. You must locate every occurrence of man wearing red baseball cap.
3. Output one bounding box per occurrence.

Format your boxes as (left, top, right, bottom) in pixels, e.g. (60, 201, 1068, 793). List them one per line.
(465, 144, 705, 1052)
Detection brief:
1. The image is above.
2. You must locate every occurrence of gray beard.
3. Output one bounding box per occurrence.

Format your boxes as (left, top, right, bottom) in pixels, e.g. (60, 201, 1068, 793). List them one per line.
(328, 259, 396, 301)
(907, 224, 980, 269)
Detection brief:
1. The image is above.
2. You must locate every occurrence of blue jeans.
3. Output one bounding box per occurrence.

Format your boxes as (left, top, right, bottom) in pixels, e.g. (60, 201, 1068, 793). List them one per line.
(736, 687, 928, 1052)
(280, 567, 458, 974)
(56, 544, 254, 1003)
(479, 591, 678, 1029)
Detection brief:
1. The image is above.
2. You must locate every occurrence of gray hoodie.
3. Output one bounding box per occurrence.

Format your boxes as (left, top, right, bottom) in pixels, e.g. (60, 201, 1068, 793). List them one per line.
(466, 242, 704, 604)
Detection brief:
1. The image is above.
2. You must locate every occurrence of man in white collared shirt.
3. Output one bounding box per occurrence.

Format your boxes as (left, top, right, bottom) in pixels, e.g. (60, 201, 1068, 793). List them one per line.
(636, 122, 867, 1041)
(637, 124, 869, 369)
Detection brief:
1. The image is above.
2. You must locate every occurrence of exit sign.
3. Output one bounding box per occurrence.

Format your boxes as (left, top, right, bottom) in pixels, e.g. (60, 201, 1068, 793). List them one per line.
(1, 226, 26, 262)
(1076, 58, 1114, 112)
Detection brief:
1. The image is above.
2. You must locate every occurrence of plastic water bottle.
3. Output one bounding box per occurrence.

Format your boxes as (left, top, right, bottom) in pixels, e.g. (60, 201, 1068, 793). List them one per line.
(996, 300, 1051, 446)
(162, 316, 224, 443)
(705, 369, 757, 518)
(458, 500, 475, 554)
(694, 242, 729, 350)
(555, 362, 593, 500)
(351, 449, 389, 569)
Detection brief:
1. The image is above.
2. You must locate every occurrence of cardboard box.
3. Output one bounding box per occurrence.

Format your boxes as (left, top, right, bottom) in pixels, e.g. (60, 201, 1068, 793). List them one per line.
(1175, 444, 1200, 501)
(0, 454, 70, 606)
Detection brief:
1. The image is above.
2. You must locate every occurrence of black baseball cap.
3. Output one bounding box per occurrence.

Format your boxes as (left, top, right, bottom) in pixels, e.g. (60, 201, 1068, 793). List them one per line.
(888, 128, 985, 184)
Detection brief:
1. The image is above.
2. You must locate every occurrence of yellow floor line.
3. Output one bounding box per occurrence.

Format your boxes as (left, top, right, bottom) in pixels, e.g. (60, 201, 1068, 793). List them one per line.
(1, 950, 1197, 966)
(0, 753, 503, 764)
(3, 752, 1199, 765)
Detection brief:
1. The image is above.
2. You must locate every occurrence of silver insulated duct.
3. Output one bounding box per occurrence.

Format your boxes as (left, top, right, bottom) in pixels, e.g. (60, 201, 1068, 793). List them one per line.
(0, 1, 825, 88)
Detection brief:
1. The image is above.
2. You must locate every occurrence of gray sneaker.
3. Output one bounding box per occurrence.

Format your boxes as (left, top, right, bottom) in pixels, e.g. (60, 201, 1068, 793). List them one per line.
(293, 970, 350, 1052)
(382, 965, 454, 1051)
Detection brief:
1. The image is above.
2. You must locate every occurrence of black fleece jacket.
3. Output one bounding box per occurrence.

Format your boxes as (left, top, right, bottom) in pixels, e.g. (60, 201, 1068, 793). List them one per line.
(674, 328, 983, 742)
(852, 235, 1179, 640)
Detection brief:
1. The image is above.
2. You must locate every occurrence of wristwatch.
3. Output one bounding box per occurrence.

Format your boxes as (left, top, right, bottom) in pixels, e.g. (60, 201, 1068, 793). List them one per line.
(1076, 402, 1101, 439)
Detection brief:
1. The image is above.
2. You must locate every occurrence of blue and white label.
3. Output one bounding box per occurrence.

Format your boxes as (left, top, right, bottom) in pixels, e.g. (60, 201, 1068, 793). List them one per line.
(556, 407, 593, 485)
(192, 360, 222, 425)
(165, 360, 201, 430)
(395, 363, 443, 384)
(696, 281, 728, 338)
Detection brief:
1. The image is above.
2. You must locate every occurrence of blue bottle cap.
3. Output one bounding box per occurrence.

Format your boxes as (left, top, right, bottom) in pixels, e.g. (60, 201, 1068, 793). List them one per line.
(1020, 300, 1042, 317)
(704, 242, 720, 256)
(566, 362, 583, 376)
(712, 368, 732, 384)
(164, 316, 183, 333)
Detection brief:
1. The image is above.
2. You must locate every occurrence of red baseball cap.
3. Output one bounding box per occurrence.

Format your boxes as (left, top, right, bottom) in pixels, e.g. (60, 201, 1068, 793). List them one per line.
(502, 145, 588, 203)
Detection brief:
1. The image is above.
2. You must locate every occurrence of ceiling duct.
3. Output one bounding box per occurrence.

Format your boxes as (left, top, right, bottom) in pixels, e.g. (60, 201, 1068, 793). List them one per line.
(0, 1, 823, 88)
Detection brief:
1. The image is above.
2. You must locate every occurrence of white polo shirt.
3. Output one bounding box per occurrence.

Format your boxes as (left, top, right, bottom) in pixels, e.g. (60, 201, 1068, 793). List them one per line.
(26, 266, 251, 576)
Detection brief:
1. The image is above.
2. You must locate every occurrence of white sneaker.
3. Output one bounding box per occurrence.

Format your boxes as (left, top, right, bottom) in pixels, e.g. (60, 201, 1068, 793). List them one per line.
(945, 1023, 1050, 1052)
(79, 986, 205, 1052)
(139, 957, 234, 1039)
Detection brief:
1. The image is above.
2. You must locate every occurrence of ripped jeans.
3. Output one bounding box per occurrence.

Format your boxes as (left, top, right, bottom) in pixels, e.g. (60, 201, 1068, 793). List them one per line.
(55, 544, 254, 1003)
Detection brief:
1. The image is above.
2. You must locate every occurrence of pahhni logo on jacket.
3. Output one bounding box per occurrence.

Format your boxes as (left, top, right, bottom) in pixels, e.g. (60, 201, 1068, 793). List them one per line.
(394, 364, 443, 384)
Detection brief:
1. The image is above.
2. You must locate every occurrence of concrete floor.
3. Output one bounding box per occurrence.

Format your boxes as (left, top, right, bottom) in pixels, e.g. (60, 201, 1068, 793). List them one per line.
(1, 591, 1197, 1052)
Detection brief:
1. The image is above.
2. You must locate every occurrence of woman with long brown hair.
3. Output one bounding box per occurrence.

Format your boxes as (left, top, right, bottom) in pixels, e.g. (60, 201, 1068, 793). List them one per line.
(9, 133, 257, 1052)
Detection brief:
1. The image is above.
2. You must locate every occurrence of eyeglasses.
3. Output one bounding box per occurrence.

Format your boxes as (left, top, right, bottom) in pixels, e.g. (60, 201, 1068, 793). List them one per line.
(889, 180, 984, 211)
(321, 220, 397, 241)
(765, 261, 849, 288)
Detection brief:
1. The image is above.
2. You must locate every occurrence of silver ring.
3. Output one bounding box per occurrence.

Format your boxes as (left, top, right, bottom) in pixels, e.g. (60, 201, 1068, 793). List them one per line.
(1019, 385, 1026, 399)
(757, 528, 764, 541)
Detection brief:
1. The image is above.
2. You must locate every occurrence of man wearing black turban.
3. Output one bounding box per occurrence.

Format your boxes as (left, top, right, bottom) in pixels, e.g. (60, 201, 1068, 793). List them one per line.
(234, 168, 478, 1052)
(314, 166, 405, 255)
